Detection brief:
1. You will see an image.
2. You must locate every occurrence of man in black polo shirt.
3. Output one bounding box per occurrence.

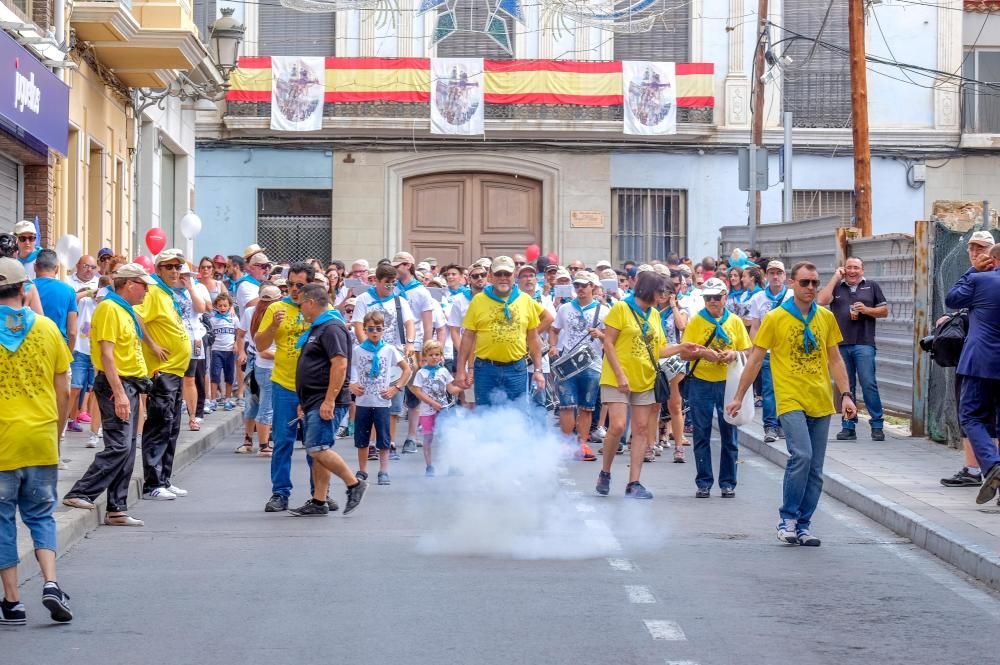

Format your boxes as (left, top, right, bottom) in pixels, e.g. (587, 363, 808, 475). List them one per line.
(289, 284, 367, 517)
(817, 257, 888, 441)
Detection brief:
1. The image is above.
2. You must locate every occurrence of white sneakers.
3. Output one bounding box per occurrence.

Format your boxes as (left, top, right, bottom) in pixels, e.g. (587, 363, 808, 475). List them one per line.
(143, 488, 177, 501)
(86, 433, 99, 448)
(167, 485, 188, 497)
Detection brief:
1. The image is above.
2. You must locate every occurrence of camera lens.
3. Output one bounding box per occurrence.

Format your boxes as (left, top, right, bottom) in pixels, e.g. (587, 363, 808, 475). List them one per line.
(919, 335, 935, 352)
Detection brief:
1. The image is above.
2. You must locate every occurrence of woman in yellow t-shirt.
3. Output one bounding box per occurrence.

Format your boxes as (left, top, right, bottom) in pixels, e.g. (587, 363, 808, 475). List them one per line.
(597, 271, 700, 500)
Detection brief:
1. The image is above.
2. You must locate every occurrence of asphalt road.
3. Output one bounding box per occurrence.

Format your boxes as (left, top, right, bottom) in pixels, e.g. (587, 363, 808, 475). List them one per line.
(5, 420, 1000, 665)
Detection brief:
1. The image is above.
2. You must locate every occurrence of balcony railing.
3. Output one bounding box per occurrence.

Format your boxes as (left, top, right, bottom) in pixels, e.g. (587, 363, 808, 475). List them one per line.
(784, 71, 852, 129)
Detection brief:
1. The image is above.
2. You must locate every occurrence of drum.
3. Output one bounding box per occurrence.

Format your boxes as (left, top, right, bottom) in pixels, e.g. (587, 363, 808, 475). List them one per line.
(551, 344, 597, 381)
(659, 355, 688, 381)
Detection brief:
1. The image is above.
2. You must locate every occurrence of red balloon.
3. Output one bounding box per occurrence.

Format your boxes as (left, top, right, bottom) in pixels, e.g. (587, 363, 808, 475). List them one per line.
(134, 255, 154, 272)
(545, 252, 559, 265)
(525, 244, 540, 262)
(145, 228, 167, 255)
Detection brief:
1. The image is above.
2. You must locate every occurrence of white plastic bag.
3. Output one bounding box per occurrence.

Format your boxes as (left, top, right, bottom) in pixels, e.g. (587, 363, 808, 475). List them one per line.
(723, 352, 755, 426)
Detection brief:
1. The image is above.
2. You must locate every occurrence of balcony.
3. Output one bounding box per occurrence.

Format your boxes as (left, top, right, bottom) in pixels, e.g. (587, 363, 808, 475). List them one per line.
(71, 0, 140, 43)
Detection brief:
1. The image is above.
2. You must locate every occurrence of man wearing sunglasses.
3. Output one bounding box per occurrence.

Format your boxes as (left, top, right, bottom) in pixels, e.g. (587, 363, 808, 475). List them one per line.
(227, 255, 256, 314)
(748, 260, 795, 443)
(13, 221, 40, 279)
(727, 262, 855, 547)
(447, 263, 487, 405)
(96, 248, 114, 276)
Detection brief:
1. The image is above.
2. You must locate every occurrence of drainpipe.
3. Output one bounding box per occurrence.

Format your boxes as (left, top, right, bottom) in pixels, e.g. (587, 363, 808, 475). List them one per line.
(54, 0, 66, 81)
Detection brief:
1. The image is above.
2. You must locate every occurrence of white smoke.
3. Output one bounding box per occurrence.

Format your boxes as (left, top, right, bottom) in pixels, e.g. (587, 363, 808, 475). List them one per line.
(412, 402, 668, 560)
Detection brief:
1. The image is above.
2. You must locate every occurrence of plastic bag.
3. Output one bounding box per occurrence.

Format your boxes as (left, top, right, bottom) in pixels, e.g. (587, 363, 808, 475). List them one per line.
(723, 352, 755, 426)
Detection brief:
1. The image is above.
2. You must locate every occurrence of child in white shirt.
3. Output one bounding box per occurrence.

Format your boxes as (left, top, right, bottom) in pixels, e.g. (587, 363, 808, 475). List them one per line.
(209, 293, 239, 409)
(410, 340, 460, 477)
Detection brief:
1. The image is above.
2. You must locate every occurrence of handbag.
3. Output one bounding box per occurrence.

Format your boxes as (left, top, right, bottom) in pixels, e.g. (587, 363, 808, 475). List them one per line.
(628, 307, 671, 403)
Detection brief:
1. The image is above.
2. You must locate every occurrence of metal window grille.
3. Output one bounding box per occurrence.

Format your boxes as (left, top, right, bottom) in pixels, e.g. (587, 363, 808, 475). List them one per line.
(436, 0, 515, 59)
(962, 49, 1000, 134)
(612, 0, 689, 62)
(256, 190, 332, 264)
(258, 3, 336, 56)
(782, 0, 851, 128)
(792, 189, 853, 226)
(611, 188, 686, 265)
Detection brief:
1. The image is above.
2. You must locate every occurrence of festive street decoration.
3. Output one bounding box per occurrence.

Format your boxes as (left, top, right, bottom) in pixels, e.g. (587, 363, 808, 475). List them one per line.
(420, 0, 523, 55)
(271, 56, 326, 131)
(430, 58, 485, 135)
(621, 60, 676, 135)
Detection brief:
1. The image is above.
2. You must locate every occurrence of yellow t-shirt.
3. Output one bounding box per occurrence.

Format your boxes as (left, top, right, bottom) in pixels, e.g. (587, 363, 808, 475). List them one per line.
(0, 317, 73, 471)
(681, 310, 752, 382)
(91, 299, 148, 378)
(135, 286, 191, 377)
(754, 304, 843, 418)
(599, 301, 666, 392)
(462, 292, 542, 363)
(259, 301, 310, 391)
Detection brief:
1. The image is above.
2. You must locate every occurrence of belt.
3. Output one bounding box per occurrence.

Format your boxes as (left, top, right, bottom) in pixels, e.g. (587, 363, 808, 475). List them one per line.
(475, 356, 527, 367)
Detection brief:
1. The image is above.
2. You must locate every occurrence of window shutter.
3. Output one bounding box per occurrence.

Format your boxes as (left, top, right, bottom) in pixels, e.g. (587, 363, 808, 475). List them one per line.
(612, 0, 689, 62)
(258, 4, 336, 56)
(436, 0, 514, 59)
(783, 1, 851, 128)
(192, 0, 217, 43)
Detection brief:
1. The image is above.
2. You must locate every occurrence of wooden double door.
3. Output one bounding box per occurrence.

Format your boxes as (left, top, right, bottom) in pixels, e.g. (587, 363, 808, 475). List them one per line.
(402, 172, 541, 267)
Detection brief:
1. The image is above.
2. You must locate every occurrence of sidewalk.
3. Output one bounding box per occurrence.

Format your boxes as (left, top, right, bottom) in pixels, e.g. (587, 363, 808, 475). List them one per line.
(14, 407, 244, 584)
(737, 413, 1000, 591)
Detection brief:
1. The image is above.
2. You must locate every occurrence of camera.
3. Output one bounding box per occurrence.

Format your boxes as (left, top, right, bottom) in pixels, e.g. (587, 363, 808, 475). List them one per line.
(919, 335, 935, 353)
(0, 233, 16, 258)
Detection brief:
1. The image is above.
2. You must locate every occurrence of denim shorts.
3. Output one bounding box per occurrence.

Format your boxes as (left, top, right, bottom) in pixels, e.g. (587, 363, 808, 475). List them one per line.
(390, 388, 405, 417)
(70, 351, 95, 391)
(0, 465, 58, 569)
(355, 406, 391, 449)
(303, 409, 335, 455)
(556, 367, 601, 410)
(246, 365, 274, 425)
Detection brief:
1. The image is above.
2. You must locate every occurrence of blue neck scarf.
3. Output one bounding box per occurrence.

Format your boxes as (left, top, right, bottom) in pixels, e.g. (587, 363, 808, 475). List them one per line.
(698, 308, 732, 345)
(449, 286, 471, 300)
(105, 291, 143, 340)
(658, 306, 673, 332)
(281, 296, 299, 307)
(295, 309, 345, 349)
(781, 299, 819, 354)
(765, 285, 788, 305)
(213, 310, 232, 321)
(0, 305, 36, 353)
(483, 285, 521, 321)
(423, 363, 444, 378)
(571, 298, 598, 314)
(729, 288, 745, 301)
(742, 286, 763, 302)
(235, 274, 261, 289)
(395, 277, 421, 300)
(366, 287, 395, 307)
(623, 295, 650, 336)
(18, 248, 40, 266)
(360, 338, 386, 378)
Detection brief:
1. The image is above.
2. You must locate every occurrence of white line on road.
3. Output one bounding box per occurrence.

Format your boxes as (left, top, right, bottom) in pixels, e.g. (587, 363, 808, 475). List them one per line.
(607, 557, 636, 572)
(559, 477, 577, 487)
(585, 519, 622, 552)
(643, 620, 686, 640)
(625, 585, 656, 603)
(665, 661, 700, 665)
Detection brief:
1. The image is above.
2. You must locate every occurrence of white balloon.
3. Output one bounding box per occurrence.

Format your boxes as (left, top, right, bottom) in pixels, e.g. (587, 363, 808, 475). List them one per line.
(179, 211, 203, 240)
(54, 234, 83, 270)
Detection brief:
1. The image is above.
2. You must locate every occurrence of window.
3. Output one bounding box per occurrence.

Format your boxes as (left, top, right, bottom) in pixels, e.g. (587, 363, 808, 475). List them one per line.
(258, 4, 335, 56)
(192, 0, 216, 44)
(792, 189, 853, 226)
(782, 1, 851, 128)
(612, 0, 689, 62)
(963, 49, 1000, 133)
(436, 0, 514, 59)
(257, 189, 332, 264)
(611, 188, 686, 264)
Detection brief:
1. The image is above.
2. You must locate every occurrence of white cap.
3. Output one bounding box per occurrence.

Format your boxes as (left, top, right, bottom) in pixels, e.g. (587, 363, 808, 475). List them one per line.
(701, 277, 729, 296)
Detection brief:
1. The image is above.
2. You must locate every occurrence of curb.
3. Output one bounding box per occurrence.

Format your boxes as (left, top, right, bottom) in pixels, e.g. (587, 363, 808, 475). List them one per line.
(736, 427, 1000, 592)
(17, 411, 244, 585)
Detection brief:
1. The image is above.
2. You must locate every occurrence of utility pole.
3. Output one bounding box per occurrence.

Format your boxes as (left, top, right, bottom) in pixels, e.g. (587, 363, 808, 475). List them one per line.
(784, 111, 793, 223)
(748, 0, 768, 250)
(848, 0, 872, 236)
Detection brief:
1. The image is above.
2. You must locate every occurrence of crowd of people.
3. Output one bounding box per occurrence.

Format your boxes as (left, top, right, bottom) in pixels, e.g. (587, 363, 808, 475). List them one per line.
(3, 219, 999, 628)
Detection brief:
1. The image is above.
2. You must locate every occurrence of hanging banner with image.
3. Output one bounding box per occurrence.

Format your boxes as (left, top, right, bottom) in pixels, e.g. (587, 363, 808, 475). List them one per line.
(622, 60, 677, 135)
(270, 56, 326, 132)
(430, 57, 484, 135)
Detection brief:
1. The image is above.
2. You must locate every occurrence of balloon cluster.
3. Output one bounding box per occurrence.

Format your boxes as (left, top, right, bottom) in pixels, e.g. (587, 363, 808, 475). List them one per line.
(525, 244, 558, 265)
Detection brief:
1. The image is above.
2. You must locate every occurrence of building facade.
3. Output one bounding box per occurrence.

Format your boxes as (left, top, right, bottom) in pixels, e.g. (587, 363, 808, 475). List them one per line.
(195, 0, 966, 266)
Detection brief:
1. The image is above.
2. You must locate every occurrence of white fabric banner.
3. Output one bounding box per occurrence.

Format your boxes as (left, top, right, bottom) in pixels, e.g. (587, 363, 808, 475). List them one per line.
(430, 57, 484, 136)
(622, 61, 677, 136)
(270, 56, 325, 132)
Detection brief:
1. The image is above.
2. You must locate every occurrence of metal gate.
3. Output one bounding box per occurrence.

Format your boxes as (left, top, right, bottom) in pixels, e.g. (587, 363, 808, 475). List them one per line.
(257, 215, 332, 265)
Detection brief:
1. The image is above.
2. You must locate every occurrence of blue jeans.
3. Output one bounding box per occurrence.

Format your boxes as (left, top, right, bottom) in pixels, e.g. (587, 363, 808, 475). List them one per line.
(687, 376, 738, 490)
(777, 411, 831, 530)
(245, 365, 274, 425)
(354, 406, 392, 449)
(303, 408, 334, 453)
(839, 344, 884, 430)
(959, 376, 1000, 473)
(0, 465, 58, 569)
(270, 383, 308, 498)
(761, 354, 779, 428)
(474, 358, 529, 407)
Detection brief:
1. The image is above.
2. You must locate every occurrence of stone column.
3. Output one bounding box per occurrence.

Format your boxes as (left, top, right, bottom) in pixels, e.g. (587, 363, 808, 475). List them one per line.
(723, 0, 750, 128)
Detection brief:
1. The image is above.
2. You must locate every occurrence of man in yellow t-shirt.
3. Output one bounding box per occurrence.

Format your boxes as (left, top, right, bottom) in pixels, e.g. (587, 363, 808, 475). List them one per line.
(135, 248, 192, 502)
(456, 256, 548, 407)
(0, 258, 74, 624)
(65, 263, 156, 529)
(255, 262, 315, 513)
(726, 261, 856, 547)
(680, 277, 751, 499)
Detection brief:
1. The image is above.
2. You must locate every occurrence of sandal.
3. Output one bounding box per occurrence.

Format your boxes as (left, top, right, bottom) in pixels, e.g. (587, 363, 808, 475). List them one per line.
(258, 445, 272, 458)
(234, 443, 253, 454)
(189, 419, 201, 431)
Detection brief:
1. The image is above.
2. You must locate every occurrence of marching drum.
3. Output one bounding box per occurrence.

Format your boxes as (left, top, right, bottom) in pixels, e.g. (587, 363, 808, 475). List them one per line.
(551, 344, 597, 381)
(659, 355, 688, 381)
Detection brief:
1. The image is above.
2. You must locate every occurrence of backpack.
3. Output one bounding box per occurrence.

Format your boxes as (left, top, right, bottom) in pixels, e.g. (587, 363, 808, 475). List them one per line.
(930, 309, 968, 368)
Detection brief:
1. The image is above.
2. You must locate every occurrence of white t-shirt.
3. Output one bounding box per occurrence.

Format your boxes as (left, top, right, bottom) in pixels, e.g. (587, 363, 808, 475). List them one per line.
(747, 286, 794, 322)
(235, 277, 259, 314)
(413, 365, 455, 416)
(350, 343, 404, 408)
(65, 272, 99, 293)
(679, 290, 705, 319)
(75, 296, 97, 355)
(333, 286, 349, 307)
(396, 280, 436, 347)
(209, 311, 238, 352)
(239, 306, 275, 369)
(351, 291, 415, 351)
(447, 292, 473, 331)
(432, 305, 453, 360)
(553, 301, 608, 372)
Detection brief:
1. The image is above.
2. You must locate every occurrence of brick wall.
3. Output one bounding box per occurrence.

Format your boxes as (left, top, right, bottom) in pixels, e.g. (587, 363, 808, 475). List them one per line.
(23, 161, 54, 246)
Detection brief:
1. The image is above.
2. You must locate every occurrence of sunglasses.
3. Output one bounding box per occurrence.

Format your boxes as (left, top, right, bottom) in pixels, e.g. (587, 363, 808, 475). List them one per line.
(797, 279, 821, 288)
(161, 264, 183, 271)
(493, 271, 513, 278)
(81, 264, 98, 270)
(469, 273, 487, 279)
(199, 264, 213, 270)
(288, 281, 308, 289)
(129, 280, 149, 289)
(344, 308, 355, 315)
(704, 294, 724, 302)
(573, 283, 590, 289)
(17, 235, 36, 242)
(514, 262, 525, 267)
(569, 266, 582, 272)
(365, 326, 384, 332)
(99, 256, 112, 262)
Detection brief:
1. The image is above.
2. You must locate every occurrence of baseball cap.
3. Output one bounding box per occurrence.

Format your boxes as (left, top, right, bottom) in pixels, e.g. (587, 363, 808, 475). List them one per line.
(98, 247, 114, 259)
(544, 263, 559, 274)
(114, 263, 157, 284)
(243, 244, 267, 261)
(258, 284, 282, 301)
(595, 259, 612, 270)
(766, 260, 786, 273)
(271, 277, 287, 287)
(626, 266, 638, 279)
(424, 257, 438, 266)
(968, 230, 995, 247)
(600, 268, 617, 280)
(0, 257, 28, 284)
(155, 248, 185, 265)
(212, 254, 226, 264)
(416, 261, 431, 272)
(573, 270, 600, 287)
(391, 251, 415, 267)
(13, 221, 36, 236)
(636, 264, 654, 273)
(491, 256, 516, 274)
(555, 267, 572, 281)
(344, 296, 357, 308)
(517, 263, 537, 277)
(249, 253, 272, 266)
(701, 277, 729, 296)
(473, 258, 492, 269)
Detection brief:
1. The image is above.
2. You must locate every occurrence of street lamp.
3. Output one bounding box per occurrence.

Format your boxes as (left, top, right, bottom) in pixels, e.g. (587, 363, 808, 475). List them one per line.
(208, 8, 245, 85)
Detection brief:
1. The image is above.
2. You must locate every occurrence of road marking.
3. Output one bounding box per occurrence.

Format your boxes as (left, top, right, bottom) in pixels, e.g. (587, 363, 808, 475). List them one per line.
(559, 477, 577, 487)
(574, 502, 596, 513)
(643, 620, 686, 640)
(625, 585, 656, 603)
(585, 519, 622, 552)
(607, 557, 636, 572)
(665, 661, 700, 665)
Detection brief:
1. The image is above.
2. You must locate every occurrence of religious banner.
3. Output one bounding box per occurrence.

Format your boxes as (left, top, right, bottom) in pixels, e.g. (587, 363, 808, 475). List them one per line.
(270, 56, 326, 132)
(621, 60, 676, 135)
(430, 57, 484, 135)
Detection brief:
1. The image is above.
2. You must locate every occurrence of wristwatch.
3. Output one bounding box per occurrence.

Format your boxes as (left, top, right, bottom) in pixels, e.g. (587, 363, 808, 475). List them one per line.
(533, 369, 544, 374)
(841, 392, 853, 399)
